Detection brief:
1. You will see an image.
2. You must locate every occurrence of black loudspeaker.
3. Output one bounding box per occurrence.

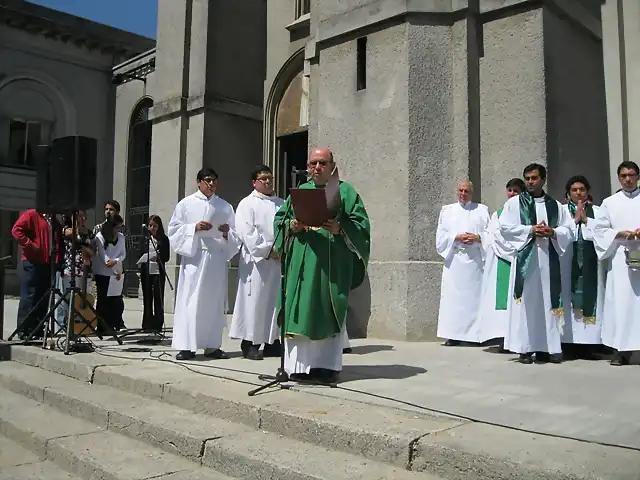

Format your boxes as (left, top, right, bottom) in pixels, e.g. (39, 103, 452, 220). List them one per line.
(36, 136, 97, 213)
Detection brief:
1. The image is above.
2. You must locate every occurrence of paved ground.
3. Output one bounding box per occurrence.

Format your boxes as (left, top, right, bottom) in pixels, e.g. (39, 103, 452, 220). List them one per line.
(3, 298, 640, 452)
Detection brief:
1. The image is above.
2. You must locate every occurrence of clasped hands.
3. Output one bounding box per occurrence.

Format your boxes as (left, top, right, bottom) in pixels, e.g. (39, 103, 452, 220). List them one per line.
(290, 218, 340, 235)
(532, 220, 554, 238)
(573, 200, 588, 224)
(196, 221, 229, 239)
(455, 233, 481, 244)
(616, 228, 640, 240)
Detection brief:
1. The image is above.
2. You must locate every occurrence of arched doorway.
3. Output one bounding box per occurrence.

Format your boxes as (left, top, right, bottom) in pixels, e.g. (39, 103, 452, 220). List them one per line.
(124, 98, 152, 297)
(265, 51, 309, 196)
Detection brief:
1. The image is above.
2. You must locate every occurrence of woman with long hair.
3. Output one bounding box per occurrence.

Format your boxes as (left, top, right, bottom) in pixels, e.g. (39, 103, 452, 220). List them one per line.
(141, 214, 170, 332)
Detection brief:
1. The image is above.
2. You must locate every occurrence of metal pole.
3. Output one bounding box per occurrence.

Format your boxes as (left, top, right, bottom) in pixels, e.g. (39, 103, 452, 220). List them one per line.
(0, 255, 10, 340)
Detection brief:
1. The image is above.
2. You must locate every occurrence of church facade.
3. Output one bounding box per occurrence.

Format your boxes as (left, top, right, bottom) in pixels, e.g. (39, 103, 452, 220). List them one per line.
(4, 0, 635, 341)
(114, 0, 637, 341)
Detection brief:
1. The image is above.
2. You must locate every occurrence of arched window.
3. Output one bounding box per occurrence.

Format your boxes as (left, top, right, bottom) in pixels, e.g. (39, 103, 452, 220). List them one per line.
(124, 98, 153, 296)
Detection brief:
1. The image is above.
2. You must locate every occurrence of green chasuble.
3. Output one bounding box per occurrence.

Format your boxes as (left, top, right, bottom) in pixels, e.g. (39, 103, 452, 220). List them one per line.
(494, 208, 511, 310)
(274, 181, 371, 341)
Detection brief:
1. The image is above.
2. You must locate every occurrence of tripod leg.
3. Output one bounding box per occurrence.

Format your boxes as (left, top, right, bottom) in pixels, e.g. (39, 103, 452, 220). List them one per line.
(64, 289, 76, 355)
(81, 293, 123, 345)
(8, 288, 51, 341)
(19, 288, 67, 344)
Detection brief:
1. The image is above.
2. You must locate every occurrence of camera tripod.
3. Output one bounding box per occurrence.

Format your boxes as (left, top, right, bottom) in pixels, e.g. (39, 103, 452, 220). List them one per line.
(9, 211, 123, 353)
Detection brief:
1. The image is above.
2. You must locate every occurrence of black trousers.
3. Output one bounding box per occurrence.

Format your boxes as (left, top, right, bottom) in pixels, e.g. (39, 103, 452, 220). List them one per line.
(94, 274, 125, 332)
(16, 260, 51, 337)
(140, 267, 165, 332)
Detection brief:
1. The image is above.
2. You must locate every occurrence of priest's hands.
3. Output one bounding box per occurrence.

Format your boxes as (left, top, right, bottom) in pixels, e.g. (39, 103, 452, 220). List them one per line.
(322, 219, 341, 235)
(218, 223, 229, 239)
(268, 251, 280, 260)
(617, 230, 639, 240)
(533, 221, 554, 238)
(290, 219, 306, 233)
(455, 233, 480, 244)
(196, 221, 212, 232)
(574, 200, 586, 224)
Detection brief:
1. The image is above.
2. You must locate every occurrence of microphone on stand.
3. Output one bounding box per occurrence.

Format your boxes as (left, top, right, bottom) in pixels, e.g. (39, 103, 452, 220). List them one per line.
(290, 167, 309, 189)
(141, 224, 149, 236)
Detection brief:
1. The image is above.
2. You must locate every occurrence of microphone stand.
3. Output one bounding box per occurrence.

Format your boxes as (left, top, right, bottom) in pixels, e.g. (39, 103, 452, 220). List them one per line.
(248, 168, 307, 396)
(121, 226, 173, 343)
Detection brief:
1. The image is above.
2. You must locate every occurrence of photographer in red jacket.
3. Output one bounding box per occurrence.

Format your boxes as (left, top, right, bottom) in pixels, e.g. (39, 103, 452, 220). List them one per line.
(11, 209, 62, 339)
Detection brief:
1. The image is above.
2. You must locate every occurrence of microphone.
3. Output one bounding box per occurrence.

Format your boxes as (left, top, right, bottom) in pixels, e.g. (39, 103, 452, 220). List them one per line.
(291, 168, 308, 176)
(142, 224, 149, 235)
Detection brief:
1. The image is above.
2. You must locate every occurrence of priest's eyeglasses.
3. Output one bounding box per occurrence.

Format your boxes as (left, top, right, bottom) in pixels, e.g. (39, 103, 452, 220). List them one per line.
(201, 177, 217, 184)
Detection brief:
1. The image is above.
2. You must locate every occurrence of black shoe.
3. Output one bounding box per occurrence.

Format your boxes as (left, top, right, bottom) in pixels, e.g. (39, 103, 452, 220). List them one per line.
(549, 353, 563, 364)
(245, 345, 263, 361)
(342, 348, 353, 354)
(444, 339, 460, 347)
(518, 353, 534, 364)
(263, 340, 281, 358)
(240, 340, 252, 357)
(204, 348, 229, 359)
(535, 352, 550, 363)
(290, 373, 312, 382)
(176, 350, 195, 360)
(611, 353, 630, 366)
(310, 368, 340, 384)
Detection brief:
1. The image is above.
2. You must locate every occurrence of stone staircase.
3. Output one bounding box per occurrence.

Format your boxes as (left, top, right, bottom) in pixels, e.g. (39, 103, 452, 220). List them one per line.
(0, 346, 447, 480)
(1, 344, 639, 480)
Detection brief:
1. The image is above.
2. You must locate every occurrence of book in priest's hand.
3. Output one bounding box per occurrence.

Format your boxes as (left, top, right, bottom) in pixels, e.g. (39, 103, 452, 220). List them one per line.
(290, 165, 341, 227)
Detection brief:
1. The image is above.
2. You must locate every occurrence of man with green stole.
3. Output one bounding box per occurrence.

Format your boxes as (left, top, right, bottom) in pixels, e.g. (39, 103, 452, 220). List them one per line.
(498, 164, 574, 364)
(274, 147, 370, 384)
(560, 175, 604, 359)
(476, 178, 525, 350)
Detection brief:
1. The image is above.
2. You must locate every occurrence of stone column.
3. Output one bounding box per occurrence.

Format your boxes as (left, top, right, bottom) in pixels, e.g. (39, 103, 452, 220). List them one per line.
(602, 0, 640, 192)
(149, 0, 267, 313)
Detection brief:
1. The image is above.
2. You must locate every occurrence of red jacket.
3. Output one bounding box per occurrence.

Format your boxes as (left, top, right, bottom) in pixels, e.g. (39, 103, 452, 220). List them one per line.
(11, 209, 60, 264)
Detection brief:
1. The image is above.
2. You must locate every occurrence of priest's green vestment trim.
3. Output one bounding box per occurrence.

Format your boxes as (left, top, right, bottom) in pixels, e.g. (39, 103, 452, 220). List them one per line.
(274, 181, 371, 341)
(567, 201, 598, 321)
(513, 191, 563, 313)
(495, 208, 511, 310)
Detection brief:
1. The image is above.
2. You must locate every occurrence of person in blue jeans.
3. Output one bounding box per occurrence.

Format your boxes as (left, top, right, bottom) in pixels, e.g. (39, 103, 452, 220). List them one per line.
(11, 209, 62, 339)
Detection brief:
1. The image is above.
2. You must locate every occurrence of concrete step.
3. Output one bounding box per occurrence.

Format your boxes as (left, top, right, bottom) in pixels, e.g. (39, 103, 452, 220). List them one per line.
(0, 435, 81, 479)
(5, 344, 640, 480)
(0, 364, 441, 480)
(0, 388, 235, 480)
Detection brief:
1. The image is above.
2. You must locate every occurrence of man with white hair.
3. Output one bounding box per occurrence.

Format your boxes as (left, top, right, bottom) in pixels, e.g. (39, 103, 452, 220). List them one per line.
(435, 180, 490, 346)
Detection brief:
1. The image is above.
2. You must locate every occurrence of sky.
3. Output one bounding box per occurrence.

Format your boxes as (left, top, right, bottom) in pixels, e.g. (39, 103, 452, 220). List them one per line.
(28, 0, 158, 39)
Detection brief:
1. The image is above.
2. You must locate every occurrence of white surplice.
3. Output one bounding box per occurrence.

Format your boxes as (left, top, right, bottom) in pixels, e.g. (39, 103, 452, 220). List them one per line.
(436, 201, 490, 342)
(285, 327, 345, 373)
(229, 190, 284, 345)
(498, 195, 573, 354)
(560, 205, 605, 345)
(168, 191, 241, 352)
(592, 189, 640, 351)
(476, 210, 512, 343)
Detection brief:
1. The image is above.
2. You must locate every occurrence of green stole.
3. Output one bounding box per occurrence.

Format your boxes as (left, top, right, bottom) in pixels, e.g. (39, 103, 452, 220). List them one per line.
(566, 201, 598, 323)
(495, 208, 511, 310)
(514, 191, 562, 313)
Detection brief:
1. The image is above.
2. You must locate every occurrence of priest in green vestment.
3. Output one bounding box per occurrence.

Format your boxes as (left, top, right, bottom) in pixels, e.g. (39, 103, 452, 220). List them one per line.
(274, 147, 370, 384)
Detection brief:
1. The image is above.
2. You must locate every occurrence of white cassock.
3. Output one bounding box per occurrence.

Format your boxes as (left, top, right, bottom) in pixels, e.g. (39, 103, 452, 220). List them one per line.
(476, 210, 512, 343)
(498, 195, 573, 354)
(229, 190, 284, 345)
(168, 191, 241, 352)
(560, 205, 605, 345)
(436, 201, 490, 342)
(592, 189, 640, 351)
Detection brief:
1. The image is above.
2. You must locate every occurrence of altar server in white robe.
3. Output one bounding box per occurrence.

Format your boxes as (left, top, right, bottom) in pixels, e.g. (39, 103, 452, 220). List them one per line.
(498, 163, 573, 364)
(436, 180, 490, 345)
(230, 165, 284, 360)
(592, 161, 640, 366)
(168, 167, 241, 361)
(560, 175, 604, 359)
(476, 178, 525, 348)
